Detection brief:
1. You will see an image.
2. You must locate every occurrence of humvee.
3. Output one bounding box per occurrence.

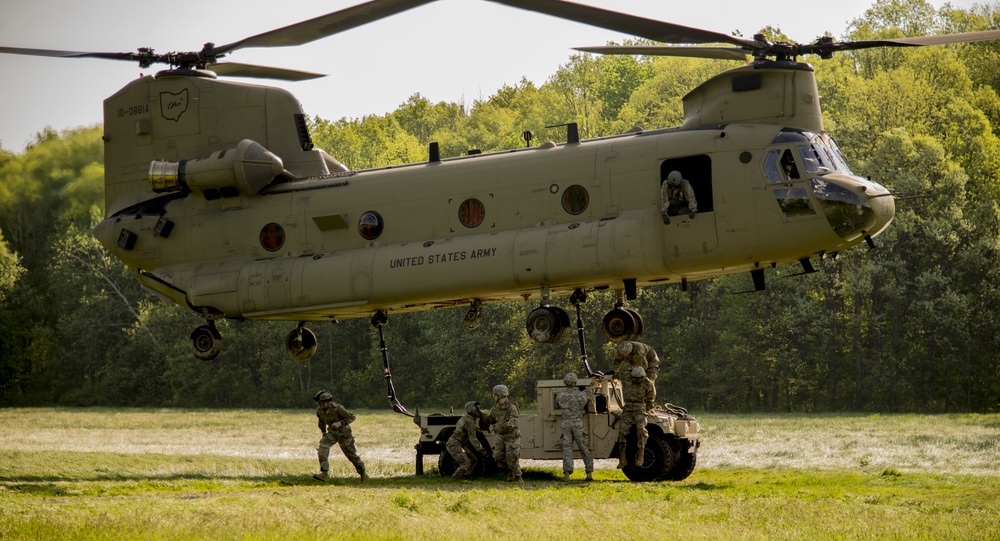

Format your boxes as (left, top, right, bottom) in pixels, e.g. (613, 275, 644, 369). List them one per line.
(413, 377, 700, 482)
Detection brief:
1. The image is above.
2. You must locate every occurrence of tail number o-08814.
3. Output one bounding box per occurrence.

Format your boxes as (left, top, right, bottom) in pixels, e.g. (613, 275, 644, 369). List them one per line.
(117, 104, 150, 118)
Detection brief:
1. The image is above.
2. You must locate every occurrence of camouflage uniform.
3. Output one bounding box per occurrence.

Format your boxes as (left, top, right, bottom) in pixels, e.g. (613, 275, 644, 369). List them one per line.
(316, 401, 366, 478)
(617, 369, 656, 468)
(613, 341, 662, 382)
(555, 380, 594, 479)
(485, 399, 521, 478)
(446, 408, 486, 479)
(660, 171, 698, 217)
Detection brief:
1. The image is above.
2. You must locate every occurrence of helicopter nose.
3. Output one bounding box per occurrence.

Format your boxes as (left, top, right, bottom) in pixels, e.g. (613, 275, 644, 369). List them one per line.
(810, 175, 894, 242)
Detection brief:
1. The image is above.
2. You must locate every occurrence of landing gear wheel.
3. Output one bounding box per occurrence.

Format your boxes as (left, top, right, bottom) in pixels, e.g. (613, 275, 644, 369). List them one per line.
(602, 308, 638, 343)
(526, 306, 571, 344)
(190, 324, 223, 361)
(622, 432, 674, 482)
(623, 308, 644, 340)
(285, 326, 318, 361)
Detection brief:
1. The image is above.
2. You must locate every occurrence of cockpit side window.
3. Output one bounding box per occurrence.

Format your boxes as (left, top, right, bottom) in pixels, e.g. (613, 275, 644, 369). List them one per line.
(763, 149, 800, 183)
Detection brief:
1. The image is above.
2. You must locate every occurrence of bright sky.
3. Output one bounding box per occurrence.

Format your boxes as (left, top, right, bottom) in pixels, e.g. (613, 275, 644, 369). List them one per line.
(0, 0, 981, 152)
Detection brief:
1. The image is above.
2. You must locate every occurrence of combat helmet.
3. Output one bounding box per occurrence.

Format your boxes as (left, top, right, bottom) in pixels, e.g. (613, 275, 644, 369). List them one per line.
(667, 170, 684, 185)
(464, 401, 481, 414)
(617, 341, 633, 356)
(563, 372, 578, 387)
(630, 366, 646, 379)
(313, 390, 333, 402)
(492, 384, 509, 397)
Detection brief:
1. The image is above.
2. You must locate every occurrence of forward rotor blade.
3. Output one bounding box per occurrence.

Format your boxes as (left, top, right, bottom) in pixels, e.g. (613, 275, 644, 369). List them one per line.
(209, 62, 326, 81)
(212, 0, 436, 56)
(576, 45, 749, 61)
(488, 0, 755, 48)
(0, 46, 137, 62)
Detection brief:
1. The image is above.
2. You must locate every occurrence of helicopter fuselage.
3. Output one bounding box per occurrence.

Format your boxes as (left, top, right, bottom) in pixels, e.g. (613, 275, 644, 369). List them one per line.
(92, 62, 893, 352)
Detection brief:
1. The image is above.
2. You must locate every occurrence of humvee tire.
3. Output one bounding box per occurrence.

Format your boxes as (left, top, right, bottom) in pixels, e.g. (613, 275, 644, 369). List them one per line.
(622, 431, 675, 482)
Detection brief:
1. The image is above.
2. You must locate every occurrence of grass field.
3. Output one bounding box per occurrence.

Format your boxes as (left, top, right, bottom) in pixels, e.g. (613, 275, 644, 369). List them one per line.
(1, 409, 998, 540)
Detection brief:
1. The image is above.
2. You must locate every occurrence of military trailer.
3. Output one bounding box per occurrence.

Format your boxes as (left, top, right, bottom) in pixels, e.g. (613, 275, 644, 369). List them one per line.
(413, 377, 700, 482)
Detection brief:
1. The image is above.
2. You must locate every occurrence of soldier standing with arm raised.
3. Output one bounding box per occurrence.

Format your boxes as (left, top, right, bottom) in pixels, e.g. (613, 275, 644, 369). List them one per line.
(555, 372, 594, 482)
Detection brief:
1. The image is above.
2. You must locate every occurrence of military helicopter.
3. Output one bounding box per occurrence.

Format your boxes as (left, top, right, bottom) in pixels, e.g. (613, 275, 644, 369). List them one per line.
(2, 0, 997, 364)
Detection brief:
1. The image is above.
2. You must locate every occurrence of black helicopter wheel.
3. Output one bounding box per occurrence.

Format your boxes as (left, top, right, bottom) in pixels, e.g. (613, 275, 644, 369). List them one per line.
(623, 308, 644, 340)
(285, 325, 318, 361)
(602, 308, 638, 343)
(190, 324, 223, 361)
(526, 306, 571, 344)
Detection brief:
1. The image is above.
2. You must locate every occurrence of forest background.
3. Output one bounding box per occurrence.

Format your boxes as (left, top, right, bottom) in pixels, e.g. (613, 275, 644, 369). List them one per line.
(1, 0, 999, 413)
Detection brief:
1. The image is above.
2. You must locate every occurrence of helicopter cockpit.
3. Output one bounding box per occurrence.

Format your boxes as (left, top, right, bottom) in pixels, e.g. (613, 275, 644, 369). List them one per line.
(763, 129, 892, 242)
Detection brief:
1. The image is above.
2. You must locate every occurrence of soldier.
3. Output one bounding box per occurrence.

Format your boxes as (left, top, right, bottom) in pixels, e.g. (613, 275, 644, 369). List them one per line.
(446, 401, 486, 480)
(484, 384, 523, 484)
(660, 170, 698, 224)
(312, 390, 369, 483)
(616, 366, 656, 468)
(613, 340, 662, 382)
(555, 372, 594, 482)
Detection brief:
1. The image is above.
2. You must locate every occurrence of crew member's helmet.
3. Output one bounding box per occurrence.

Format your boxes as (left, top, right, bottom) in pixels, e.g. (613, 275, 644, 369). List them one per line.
(464, 401, 481, 414)
(617, 341, 633, 356)
(313, 390, 333, 402)
(630, 366, 646, 379)
(492, 384, 509, 397)
(563, 372, 578, 387)
(667, 170, 684, 185)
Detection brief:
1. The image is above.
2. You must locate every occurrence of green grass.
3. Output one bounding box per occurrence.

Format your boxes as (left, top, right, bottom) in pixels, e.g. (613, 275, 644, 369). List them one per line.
(1, 409, 998, 540)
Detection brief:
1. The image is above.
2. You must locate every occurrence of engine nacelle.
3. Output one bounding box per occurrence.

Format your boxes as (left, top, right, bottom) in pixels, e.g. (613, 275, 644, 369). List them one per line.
(148, 139, 285, 198)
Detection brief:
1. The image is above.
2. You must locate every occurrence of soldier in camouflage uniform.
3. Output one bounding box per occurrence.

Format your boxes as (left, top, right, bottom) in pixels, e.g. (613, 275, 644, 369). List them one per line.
(555, 372, 594, 482)
(446, 401, 486, 480)
(312, 390, 369, 482)
(485, 384, 523, 484)
(616, 366, 656, 469)
(613, 340, 662, 382)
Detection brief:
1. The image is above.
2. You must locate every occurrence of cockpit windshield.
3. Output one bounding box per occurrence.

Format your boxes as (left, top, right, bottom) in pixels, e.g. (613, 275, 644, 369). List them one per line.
(763, 131, 853, 183)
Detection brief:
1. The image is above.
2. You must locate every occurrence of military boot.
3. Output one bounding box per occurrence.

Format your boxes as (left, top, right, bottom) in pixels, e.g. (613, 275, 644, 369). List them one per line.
(585, 472, 593, 482)
(506, 471, 514, 482)
(359, 471, 370, 483)
(513, 475, 524, 486)
(635, 445, 645, 467)
(563, 473, 572, 482)
(617, 449, 626, 469)
(312, 471, 329, 482)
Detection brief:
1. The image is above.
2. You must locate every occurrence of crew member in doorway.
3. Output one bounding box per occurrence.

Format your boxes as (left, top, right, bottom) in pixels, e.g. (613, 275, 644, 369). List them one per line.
(661, 170, 698, 224)
(312, 390, 369, 483)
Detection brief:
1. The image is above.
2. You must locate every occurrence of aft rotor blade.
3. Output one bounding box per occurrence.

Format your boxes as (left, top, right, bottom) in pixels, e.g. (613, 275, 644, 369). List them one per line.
(212, 0, 436, 56)
(576, 45, 749, 61)
(488, 0, 755, 48)
(830, 29, 1000, 52)
(209, 62, 326, 81)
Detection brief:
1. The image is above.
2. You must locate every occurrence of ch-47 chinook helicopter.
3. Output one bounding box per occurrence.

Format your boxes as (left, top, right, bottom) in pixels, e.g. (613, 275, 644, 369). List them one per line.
(3, 0, 998, 364)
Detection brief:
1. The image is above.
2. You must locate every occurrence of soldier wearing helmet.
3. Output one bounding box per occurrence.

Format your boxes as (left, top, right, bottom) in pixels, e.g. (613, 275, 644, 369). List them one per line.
(612, 340, 662, 382)
(446, 400, 486, 480)
(484, 384, 523, 484)
(555, 372, 595, 482)
(616, 365, 657, 469)
(311, 390, 368, 483)
(660, 170, 697, 224)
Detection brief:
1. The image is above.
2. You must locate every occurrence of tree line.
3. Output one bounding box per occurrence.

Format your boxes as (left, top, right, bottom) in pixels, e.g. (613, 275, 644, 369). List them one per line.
(1, 0, 998, 413)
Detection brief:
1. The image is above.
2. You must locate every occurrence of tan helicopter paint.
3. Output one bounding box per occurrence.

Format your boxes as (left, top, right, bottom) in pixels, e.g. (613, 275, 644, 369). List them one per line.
(94, 62, 893, 330)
